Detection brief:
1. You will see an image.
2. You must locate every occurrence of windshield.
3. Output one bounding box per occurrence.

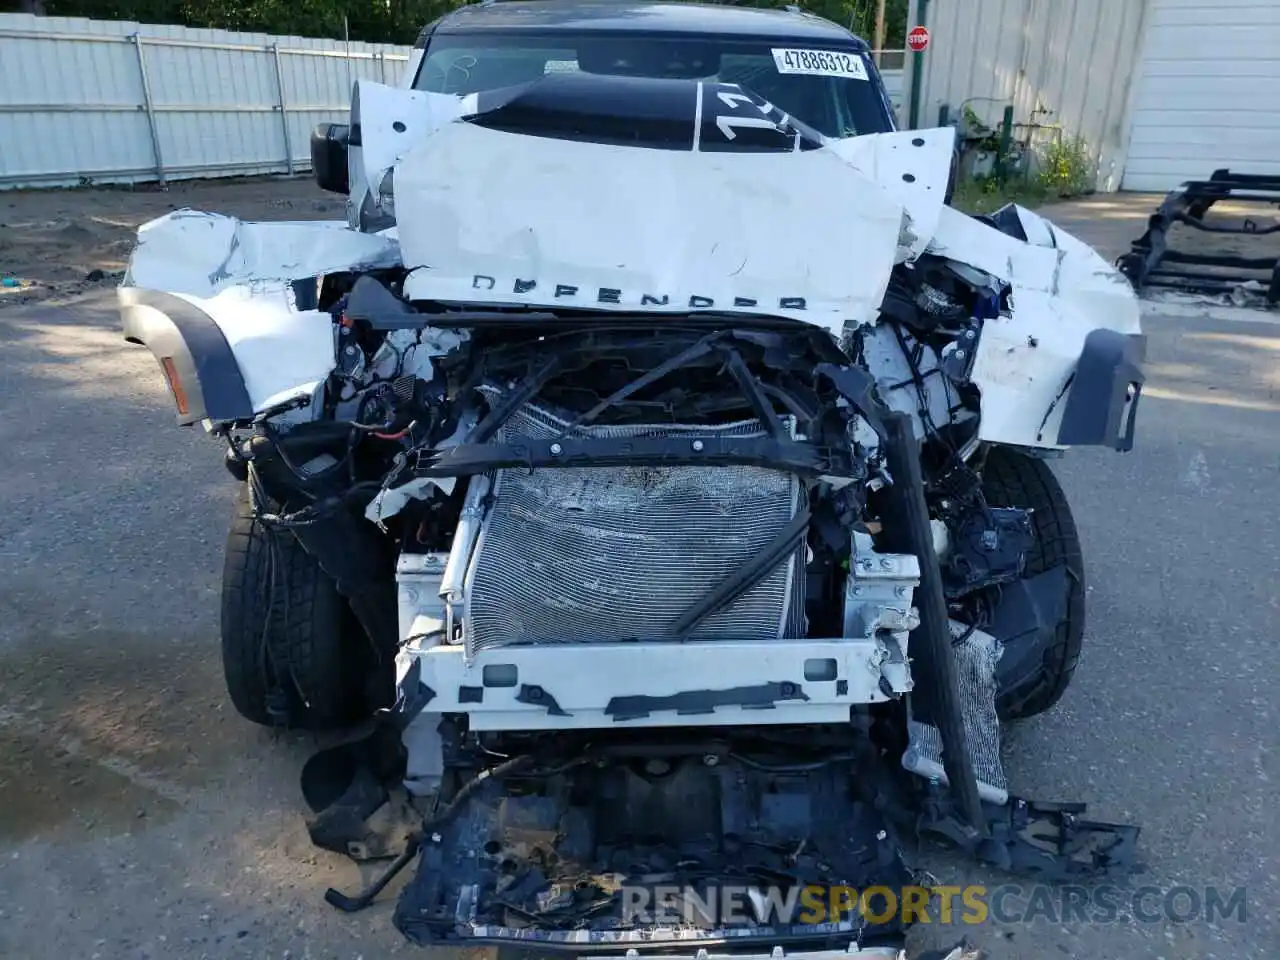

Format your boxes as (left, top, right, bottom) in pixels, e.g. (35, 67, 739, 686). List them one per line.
(414, 31, 893, 139)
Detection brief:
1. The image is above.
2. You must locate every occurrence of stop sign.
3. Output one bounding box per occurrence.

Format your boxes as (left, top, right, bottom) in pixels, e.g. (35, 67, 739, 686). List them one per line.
(907, 25, 930, 52)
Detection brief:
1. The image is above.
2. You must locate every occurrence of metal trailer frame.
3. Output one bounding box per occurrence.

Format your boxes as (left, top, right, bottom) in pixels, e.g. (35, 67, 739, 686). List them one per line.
(1117, 169, 1280, 307)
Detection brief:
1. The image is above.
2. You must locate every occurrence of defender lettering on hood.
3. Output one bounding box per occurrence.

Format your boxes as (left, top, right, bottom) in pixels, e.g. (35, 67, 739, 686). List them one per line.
(468, 273, 809, 312)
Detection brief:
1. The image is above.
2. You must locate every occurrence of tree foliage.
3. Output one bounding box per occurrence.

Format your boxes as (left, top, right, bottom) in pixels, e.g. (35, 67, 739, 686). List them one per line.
(26, 0, 909, 48)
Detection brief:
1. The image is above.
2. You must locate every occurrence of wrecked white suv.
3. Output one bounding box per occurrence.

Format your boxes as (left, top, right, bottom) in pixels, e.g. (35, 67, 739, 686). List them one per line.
(120, 2, 1145, 958)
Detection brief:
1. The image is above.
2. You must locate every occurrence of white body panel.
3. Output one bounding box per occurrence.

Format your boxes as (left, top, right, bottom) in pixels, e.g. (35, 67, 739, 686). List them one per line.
(822, 129, 954, 261)
(400, 636, 911, 732)
(177, 287, 335, 413)
(349, 81, 477, 207)
(927, 203, 1141, 447)
(123, 211, 403, 413)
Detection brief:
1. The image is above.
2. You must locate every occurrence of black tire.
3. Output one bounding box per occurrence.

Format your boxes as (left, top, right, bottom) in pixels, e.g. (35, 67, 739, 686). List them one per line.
(980, 447, 1086, 720)
(220, 484, 365, 730)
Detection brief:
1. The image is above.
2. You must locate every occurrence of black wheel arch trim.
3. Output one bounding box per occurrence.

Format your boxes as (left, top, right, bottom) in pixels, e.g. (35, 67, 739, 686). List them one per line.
(120, 286, 255, 426)
(1055, 328, 1146, 451)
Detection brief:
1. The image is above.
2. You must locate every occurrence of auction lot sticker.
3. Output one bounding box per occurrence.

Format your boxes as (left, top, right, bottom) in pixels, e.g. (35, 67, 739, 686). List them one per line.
(772, 48, 868, 80)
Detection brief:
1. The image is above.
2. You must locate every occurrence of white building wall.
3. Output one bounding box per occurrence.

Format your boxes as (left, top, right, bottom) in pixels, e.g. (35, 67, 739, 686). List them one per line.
(1121, 0, 1280, 191)
(912, 0, 1150, 191)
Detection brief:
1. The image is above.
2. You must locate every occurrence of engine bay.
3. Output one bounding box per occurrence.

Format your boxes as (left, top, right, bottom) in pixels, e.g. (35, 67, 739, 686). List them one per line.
(221, 259, 1139, 953)
(226, 256, 1044, 686)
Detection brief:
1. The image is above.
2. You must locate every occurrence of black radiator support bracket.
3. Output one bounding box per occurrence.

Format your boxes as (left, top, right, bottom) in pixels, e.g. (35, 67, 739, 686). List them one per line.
(877, 410, 986, 838)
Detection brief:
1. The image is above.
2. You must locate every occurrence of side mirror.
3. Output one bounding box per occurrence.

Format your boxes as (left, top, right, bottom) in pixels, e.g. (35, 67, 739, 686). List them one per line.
(310, 123, 350, 195)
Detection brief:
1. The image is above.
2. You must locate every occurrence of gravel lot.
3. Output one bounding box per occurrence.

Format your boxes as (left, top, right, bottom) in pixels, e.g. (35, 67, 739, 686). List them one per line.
(0, 180, 1275, 960)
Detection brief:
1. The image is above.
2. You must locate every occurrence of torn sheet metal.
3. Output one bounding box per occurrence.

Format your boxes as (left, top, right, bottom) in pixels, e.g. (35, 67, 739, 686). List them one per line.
(124, 210, 401, 300)
(1008, 203, 1057, 248)
(366, 476, 458, 524)
(368, 327, 469, 382)
(177, 284, 338, 415)
(349, 81, 477, 211)
(927, 205, 1141, 447)
(823, 126, 955, 262)
(120, 210, 408, 415)
(395, 119, 906, 334)
(932, 204, 1140, 331)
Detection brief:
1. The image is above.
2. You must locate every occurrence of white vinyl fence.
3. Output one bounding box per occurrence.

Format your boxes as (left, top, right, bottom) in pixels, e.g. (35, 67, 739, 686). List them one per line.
(0, 12, 905, 191)
(0, 13, 412, 189)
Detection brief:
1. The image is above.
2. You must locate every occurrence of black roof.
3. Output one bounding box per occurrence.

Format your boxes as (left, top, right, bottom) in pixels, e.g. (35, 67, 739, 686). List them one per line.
(424, 1, 868, 47)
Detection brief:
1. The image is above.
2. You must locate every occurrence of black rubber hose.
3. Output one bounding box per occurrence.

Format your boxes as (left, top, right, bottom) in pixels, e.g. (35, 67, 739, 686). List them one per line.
(670, 506, 812, 637)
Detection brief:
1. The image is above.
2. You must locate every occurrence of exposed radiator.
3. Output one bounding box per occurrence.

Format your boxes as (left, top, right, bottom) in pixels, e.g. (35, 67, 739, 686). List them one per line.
(462, 394, 806, 652)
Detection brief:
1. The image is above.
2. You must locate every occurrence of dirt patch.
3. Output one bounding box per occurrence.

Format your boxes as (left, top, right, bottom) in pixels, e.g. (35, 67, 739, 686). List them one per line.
(0, 623, 319, 846)
(0, 725, 182, 844)
(0, 176, 347, 308)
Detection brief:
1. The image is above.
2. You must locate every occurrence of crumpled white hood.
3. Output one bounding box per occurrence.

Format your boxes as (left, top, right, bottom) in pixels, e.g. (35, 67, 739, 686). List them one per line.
(391, 120, 952, 334)
(355, 79, 955, 334)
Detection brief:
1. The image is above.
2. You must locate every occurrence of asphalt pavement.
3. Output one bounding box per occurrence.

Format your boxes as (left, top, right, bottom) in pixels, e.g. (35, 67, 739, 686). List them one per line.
(0, 280, 1275, 959)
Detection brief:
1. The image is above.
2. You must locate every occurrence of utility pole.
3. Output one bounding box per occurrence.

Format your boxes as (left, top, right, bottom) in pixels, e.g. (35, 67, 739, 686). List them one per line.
(873, 0, 887, 65)
(907, 0, 930, 129)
